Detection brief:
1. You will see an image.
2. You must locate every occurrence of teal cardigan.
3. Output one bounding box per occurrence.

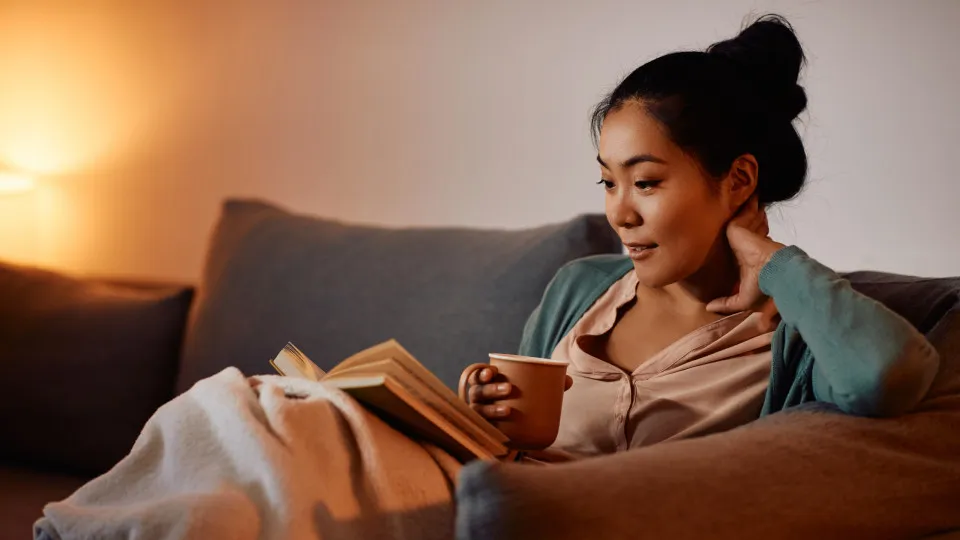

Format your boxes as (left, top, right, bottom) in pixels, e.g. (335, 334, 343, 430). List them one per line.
(518, 245, 940, 417)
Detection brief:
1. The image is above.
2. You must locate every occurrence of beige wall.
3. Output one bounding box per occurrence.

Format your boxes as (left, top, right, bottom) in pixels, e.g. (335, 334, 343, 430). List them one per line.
(0, 0, 958, 282)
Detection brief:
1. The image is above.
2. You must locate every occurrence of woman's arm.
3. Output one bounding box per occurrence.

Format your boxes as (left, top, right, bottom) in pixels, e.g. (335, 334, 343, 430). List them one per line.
(707, 197, 939, 417)
(759, 245, 940, 416)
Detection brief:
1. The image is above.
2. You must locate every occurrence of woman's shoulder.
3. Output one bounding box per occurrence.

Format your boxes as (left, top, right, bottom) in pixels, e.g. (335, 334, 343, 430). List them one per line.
(552, 254, 634, 286)
(520, 255, 633, 358)
(541, 255, 634, 306)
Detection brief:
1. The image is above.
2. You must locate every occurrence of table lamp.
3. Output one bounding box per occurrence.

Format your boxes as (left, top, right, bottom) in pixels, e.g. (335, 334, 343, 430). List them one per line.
(0, 169, 34, 194)
(0, 168, 38, 264)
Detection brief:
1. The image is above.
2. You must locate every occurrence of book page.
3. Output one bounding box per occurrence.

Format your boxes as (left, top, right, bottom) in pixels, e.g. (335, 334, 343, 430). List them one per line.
(328, 374, 495, 463)
(329, 340, 507, 443)
(271, 342, 325, 381)
(329, 358, 507, 454)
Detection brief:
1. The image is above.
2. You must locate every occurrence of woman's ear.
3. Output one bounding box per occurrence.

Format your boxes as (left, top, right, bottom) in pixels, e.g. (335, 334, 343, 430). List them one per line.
(725, 154, 759, 209)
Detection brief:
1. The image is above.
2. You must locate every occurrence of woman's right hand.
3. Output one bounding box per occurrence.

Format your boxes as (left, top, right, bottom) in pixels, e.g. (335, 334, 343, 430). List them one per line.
(461, 364, 575, 422)
(462, 365, 514, 421)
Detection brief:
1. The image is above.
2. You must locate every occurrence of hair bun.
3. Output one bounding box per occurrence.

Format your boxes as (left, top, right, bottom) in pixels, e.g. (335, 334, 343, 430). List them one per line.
(707, 14, 807, 121)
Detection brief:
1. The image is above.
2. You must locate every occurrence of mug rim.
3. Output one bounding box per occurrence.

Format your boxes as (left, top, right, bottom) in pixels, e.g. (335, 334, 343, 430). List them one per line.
(488, 353, 569, 367)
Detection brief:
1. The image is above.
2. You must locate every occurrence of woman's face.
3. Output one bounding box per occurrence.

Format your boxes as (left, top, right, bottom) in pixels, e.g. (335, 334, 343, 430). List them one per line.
(597, 101, 736, 288)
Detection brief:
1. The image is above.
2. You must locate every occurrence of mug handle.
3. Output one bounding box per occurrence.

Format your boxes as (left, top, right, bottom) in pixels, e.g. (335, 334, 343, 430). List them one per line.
(458, 363, 491, 402)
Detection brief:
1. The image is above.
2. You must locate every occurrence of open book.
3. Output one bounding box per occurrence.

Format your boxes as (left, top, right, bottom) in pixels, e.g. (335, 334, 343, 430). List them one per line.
(269, 340, 510, 462)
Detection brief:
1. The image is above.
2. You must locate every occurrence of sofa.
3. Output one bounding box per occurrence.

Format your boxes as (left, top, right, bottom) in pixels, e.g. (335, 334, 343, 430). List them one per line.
(2, 198, 959, 538)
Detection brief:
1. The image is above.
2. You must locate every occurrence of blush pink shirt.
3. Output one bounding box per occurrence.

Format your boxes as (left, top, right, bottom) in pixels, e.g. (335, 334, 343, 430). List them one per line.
(550, 269, 775, 457)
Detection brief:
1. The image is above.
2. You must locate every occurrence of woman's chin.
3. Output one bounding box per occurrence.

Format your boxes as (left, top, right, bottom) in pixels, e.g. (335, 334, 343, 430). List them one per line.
(632, 264, 682, 289)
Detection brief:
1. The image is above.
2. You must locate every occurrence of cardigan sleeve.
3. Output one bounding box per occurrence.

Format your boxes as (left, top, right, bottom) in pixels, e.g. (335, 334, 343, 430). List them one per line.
(518, 257, 634, 360)
(759, 246, 939, 416)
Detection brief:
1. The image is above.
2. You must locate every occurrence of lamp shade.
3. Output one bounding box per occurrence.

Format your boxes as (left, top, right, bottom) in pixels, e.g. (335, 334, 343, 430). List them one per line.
(0, 171, 34, 194)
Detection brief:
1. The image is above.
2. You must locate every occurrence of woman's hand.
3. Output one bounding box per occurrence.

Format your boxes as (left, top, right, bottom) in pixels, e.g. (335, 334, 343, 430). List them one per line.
(462, 365, 574, 423)
(463, 365, 513, 420)
(706, 196, 785, 315)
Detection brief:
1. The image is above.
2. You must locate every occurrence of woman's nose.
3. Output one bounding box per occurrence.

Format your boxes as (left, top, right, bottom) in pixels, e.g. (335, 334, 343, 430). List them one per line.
(611, 195, 641, 228)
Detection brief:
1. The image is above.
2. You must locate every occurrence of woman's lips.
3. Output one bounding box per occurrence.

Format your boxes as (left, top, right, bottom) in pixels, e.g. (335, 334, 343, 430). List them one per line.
(626, 244, 658, 261)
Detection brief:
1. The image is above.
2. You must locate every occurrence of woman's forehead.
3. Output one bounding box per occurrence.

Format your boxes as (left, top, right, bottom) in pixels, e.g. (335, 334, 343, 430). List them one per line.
(598, 103, 678, 166)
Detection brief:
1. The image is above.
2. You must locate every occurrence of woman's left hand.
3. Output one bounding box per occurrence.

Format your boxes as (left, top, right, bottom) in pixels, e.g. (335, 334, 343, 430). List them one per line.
(706, 196, 785, 314)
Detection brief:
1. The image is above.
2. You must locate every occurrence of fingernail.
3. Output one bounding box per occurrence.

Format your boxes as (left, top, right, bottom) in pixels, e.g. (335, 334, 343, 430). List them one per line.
(495, 405, 508, 416)
(496, 383, 510, 393)
(481, 368, 492, 379)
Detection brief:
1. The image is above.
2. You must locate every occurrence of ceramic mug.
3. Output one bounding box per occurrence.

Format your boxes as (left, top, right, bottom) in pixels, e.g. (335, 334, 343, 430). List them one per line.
(459, 353, 569, 450)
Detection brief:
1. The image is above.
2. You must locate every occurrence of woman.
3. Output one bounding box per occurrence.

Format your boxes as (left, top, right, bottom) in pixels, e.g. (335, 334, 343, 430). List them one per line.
(464, 15, 939, 458)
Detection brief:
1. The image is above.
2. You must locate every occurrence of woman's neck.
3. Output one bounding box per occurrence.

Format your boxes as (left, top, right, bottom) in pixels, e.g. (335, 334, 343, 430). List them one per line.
(637, 240, 740, 314)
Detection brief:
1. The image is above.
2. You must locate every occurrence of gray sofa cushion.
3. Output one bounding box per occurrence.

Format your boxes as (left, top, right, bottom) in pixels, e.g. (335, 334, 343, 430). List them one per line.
(0, 262, 193, 476)
(455, 273, 960, 539)
(177, 199, 622, 393)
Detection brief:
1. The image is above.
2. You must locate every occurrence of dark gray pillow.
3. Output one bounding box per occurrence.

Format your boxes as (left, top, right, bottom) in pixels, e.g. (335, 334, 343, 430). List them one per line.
(0, 262, 193, 476)
(176, 199, 622, 392)
(844, 271, 960, 334)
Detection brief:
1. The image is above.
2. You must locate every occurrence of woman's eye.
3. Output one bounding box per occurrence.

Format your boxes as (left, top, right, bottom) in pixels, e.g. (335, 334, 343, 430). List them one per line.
(596, 179, 615, 190)
(635, 180, 661, 191)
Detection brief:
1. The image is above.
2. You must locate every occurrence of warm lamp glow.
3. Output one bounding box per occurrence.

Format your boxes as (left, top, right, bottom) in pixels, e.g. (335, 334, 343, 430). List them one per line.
(0, 171, 34, 194)
(0, 7, 169, 175)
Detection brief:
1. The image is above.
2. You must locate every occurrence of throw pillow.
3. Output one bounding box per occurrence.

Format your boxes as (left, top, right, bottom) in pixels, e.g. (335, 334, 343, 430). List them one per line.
(0, 262, 194, 476)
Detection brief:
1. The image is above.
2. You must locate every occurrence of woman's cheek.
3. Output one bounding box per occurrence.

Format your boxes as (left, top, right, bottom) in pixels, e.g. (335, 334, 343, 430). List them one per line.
(663, 206, 715, 266)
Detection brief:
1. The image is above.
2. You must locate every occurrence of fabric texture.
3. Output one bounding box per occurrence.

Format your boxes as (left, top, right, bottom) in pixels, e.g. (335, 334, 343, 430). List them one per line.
(549, 269, 774, 456)
(519, 246, 939, 417)
(0, 261, 193, 476)
(35, 368, 460, 540)
(177, 199, 621, 393)
(456, 292, 960, 540)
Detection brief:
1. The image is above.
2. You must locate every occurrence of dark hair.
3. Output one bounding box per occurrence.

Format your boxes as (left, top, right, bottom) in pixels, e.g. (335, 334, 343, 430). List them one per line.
(590, 14, 808, 204)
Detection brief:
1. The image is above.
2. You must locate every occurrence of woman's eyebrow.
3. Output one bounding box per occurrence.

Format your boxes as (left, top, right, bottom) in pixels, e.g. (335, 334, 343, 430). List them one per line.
(596, 153, 667, 169)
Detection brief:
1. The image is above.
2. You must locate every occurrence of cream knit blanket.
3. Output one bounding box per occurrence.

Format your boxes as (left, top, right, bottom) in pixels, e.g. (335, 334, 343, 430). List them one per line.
(35, 368, 460, 540)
